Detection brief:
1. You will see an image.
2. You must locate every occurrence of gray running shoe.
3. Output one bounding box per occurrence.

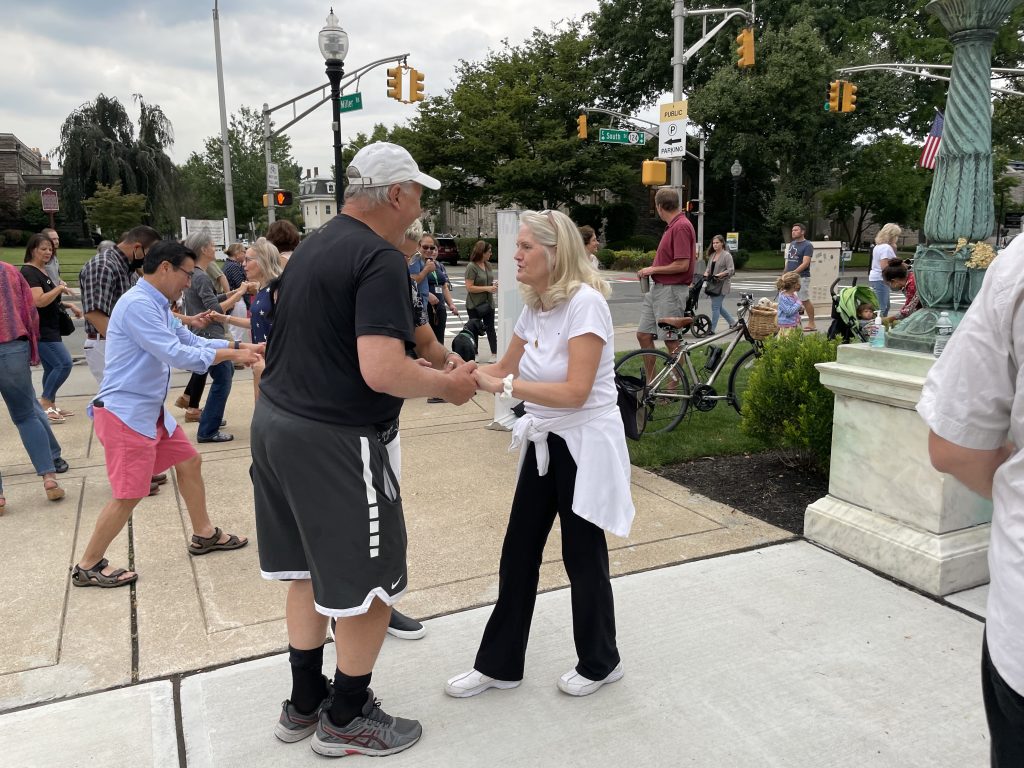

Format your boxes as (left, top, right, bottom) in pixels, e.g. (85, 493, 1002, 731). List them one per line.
(274, 678, 331, 743)
(311, 689, 422, 757)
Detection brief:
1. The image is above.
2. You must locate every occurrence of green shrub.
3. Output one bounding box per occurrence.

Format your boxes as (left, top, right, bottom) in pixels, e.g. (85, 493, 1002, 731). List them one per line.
(457, 236, 497, 263)
(1, 229, 28, 247)
(740, 333, 839, 473)
(608, 235, 659, 252)
(732, 250, 750, 270)
(609, 249, 651, 271)
(597, 248, 616, 269)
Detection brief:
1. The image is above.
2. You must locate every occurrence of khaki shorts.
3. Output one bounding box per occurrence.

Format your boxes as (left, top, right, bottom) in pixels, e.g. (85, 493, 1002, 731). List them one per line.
(638, 283, 690, 337)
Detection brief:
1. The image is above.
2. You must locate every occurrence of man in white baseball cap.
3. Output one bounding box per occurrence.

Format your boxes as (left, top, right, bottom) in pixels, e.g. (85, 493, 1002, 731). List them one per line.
(251, 142, 474, 757)
(346, 142, 441, 191)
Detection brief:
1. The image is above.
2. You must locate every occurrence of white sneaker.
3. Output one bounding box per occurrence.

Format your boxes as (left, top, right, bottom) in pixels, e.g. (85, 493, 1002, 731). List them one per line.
(444, 669, 521, 698)
(557, 662, 624, 696)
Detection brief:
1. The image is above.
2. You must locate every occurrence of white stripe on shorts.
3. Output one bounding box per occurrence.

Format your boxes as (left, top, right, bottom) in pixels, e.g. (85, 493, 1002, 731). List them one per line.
(360, 436, 380, 558)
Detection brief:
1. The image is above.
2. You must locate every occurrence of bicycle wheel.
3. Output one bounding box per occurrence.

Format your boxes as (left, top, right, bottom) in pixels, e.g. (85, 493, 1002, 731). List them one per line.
(615, 349, 691, 434)
(727, 348, 759, 415)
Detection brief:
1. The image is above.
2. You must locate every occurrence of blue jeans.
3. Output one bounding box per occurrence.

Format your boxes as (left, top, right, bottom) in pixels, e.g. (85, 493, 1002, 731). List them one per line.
(0, 340, 61, 476)
(37, 340, 73, 403)
(870, 280, 890, 317)
(709, 294, 736, 331)
(198, 360, 234, 439)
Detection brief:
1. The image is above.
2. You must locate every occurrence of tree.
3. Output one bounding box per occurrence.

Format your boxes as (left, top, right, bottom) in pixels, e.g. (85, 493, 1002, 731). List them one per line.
(19, 191, 51, 231)
(82, 182, 149, 238)
(180, 106, 302, 235)
(55, 93, 178, 233)
(822, 137, 930, 248)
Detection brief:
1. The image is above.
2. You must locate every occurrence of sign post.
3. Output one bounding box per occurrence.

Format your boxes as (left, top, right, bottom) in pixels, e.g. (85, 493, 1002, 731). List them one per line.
(41, 187, 59, 229)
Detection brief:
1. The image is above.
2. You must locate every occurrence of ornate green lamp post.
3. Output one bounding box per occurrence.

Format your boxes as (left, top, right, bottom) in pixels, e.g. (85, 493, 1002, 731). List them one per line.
(887, 0, 1022, 353)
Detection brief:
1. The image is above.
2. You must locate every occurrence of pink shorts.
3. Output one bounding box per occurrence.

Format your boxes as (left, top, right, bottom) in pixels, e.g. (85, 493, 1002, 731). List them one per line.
(94, 407, 197, 499)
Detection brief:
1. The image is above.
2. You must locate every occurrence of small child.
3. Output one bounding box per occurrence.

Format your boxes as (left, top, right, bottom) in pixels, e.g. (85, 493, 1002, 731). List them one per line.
(775, 271, 803, 333)
(857, 302, 875, 339)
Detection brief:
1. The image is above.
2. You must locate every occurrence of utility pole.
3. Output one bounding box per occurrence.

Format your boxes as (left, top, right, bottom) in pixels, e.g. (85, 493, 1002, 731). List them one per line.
(212, 1, 236, 242)
(671, 0, 686, 209)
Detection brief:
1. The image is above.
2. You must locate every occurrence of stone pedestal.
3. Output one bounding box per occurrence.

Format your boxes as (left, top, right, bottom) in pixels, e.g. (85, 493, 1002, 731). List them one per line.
(805, 344, 992, 596)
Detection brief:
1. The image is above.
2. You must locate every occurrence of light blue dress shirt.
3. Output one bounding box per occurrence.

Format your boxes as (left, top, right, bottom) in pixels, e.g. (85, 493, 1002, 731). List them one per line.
(95, 278, 228, 438)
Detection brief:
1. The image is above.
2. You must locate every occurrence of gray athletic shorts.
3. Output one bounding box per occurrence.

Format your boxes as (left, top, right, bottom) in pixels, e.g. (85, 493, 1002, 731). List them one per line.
(638, 283, 690, 337)
(797, 276, 811, 302)
(250, 397, 408, 617)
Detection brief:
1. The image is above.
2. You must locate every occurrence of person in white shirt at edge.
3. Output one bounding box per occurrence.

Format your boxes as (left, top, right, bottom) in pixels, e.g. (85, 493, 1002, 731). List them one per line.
(917, 233, 1024, 767)
(445, 209, 635, 699)
(869, 222, 901, 318)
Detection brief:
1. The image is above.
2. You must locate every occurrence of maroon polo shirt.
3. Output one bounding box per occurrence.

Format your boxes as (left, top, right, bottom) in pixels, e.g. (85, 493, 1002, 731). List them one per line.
(653, 212, 696, 286)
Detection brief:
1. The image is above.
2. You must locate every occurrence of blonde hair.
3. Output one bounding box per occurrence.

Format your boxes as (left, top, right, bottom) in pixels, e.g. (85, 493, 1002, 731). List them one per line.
(249, 237, 282, 287)
(518, 210, 611, 311)
(776, 271, 801, 292)
(875, 223, 901, 246)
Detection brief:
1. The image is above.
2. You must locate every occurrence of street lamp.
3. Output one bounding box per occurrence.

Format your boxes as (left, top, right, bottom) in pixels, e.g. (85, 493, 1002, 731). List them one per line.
(319, 8, 349, 212)
(730, 159, 743, 231)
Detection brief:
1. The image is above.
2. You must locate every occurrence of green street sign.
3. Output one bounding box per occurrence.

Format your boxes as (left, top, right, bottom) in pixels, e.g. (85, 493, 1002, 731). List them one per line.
(337, 92, 363, 113)
(599, 128, 646, 146)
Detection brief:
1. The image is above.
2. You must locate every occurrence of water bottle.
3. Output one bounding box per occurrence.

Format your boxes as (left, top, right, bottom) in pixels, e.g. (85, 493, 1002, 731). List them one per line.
(704, 345, 723, 371)
(933, 312, 953, 357)
(869, 316, 885, 349)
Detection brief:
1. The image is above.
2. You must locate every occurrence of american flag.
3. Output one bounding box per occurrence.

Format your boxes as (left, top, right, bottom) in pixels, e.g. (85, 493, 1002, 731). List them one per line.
(918, 111, 944, 170)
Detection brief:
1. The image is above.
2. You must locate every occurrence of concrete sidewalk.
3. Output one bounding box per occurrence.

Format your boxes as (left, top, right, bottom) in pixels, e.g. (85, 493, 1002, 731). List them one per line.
(0, 328, 991, 765)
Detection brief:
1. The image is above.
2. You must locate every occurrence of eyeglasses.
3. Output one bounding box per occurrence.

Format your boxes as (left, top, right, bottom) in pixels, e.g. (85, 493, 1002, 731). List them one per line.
(173, 265, 195, 280)
(421, 245, 438, 251)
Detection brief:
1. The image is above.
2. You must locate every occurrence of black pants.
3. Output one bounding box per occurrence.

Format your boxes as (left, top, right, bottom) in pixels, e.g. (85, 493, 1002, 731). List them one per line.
(467, 303, 497, 355)
(428, 302, 447, 345)
(184, 372, 207, 409)
(474, 434, 619, 682)
(983, 632, 1024, 767)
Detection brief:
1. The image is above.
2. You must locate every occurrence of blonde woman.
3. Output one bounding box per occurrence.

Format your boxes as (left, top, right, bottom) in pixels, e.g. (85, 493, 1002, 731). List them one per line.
(445, 210, 635, 699)
(871, 223, 901, 317)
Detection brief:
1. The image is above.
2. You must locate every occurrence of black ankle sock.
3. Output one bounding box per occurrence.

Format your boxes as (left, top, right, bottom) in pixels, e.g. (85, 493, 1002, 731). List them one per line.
(288, 644, 327, 715)
(329, 669, 372, 727)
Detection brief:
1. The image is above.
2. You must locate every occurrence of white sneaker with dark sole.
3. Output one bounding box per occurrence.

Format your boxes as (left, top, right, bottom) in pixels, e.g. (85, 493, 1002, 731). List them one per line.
(444, 669, 521, 698)
(557, 662, 624, 696)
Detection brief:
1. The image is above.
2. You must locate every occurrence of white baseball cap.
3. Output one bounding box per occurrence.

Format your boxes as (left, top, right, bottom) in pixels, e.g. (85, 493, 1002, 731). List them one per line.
(345, 142, 441, 190)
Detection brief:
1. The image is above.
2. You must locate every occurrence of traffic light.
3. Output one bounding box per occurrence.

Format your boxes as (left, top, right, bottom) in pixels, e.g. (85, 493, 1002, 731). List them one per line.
(386, 66, 403, 101)
(273, 190, 293, 206)
(736, 27, 755, 68)
(841, 81, 858, 112)
(409, 68, 425, 102)
(641, 160, 667, 186)
(577, 114, 587, 140)
(262, 193, 268, 208)
(828, 80, 841, 113)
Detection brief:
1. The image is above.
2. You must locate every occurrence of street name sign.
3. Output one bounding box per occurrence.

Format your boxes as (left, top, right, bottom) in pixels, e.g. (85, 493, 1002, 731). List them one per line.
(41, 188, 59, 213)
(599, 128, 645, 146)
(338, 92, 364, 113)
(658, 99, 688, 159)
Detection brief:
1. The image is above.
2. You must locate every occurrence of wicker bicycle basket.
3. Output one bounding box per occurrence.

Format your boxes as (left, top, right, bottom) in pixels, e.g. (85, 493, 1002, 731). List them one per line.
(746, 307, 778, 340)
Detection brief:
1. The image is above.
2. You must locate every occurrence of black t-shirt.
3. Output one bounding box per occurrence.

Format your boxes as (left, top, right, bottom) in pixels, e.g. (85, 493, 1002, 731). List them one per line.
(260, 214, 416, 426)
(20, 265, 61, 342)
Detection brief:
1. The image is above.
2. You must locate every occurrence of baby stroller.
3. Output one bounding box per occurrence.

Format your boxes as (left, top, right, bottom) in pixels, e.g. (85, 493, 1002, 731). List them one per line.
(682, 275, 713, 337)
(827, 278, 879, 343)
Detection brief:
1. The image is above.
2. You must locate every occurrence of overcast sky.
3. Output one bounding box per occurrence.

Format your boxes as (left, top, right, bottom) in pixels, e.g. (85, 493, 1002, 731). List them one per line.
(3, 0, 666, 176)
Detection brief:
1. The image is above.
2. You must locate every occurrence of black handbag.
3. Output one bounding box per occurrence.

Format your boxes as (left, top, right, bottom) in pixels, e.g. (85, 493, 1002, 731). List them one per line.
(471, 299, 493, 317)
(615, 372, 647, 440)
(703, 259, 724, 297)
(58, 306, 75, 336)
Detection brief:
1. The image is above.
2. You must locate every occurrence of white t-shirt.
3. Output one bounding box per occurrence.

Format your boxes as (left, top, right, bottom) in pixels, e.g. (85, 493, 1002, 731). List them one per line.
(513, 284, 616, 419)
(917, 232, 1024, 697)
(869, 243, 895, 282)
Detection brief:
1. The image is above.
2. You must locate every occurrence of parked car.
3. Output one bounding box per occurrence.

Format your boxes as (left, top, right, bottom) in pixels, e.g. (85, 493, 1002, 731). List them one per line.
(434, 234, 459, 265)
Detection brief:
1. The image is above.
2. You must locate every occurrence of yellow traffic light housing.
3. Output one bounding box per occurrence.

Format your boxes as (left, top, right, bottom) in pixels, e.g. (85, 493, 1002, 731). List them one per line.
(273, 190, 293, 206)
(577, 114, 587, 140)
(828, 80, 841, 113)
(841, 81, 858, 112)
(736, 27, 755, 68)
(641, 160, 667, 187)
(262, 193, 269, 208)
(386, 66, 403, 101)
(409, 68, 425, 102)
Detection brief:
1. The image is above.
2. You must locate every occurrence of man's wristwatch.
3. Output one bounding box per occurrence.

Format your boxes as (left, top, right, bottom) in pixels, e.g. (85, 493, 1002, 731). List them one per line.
(233, 340, 240, 350)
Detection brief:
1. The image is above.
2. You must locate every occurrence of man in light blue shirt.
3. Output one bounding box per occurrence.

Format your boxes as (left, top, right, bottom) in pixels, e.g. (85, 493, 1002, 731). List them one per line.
(71, 241, 264, 588)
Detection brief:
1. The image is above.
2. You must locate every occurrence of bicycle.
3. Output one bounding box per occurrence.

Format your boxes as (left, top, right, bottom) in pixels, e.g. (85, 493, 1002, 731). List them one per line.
(614, 293, 763, 435)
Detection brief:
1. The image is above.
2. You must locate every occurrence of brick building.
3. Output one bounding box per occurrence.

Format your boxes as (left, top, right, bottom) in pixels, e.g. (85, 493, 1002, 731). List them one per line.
(0, 132, 62, 213)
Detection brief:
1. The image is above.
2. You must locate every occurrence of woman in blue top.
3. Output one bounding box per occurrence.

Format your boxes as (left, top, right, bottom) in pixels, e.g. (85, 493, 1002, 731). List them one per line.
(213, 237, 282, 395)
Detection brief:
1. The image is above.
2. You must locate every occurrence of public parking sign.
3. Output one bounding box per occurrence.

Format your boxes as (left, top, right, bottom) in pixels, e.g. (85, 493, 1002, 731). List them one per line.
(599, 128, 645, 146)
(41, 188, 59, 213)
(658, 100, 688, 159)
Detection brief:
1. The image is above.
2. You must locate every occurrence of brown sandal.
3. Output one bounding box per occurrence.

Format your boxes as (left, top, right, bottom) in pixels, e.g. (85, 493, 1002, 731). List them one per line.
(44, 479, 65, 501)
(71, 558, 138, 588)
(189, 526, 248, 556)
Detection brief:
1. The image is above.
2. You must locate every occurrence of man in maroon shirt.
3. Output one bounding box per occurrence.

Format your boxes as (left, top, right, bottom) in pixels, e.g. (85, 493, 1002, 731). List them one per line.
(636, 188, 696, 357)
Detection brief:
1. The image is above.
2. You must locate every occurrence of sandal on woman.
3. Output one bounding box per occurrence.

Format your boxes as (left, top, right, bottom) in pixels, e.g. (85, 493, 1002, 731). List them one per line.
(185, 408, 202, 422)
(71, 558, 138, 588)
(189, 526, 248, 556)
(55, 406, 75, 417)
(45, 407, 66, 424)
(44, 479, 65, 501)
